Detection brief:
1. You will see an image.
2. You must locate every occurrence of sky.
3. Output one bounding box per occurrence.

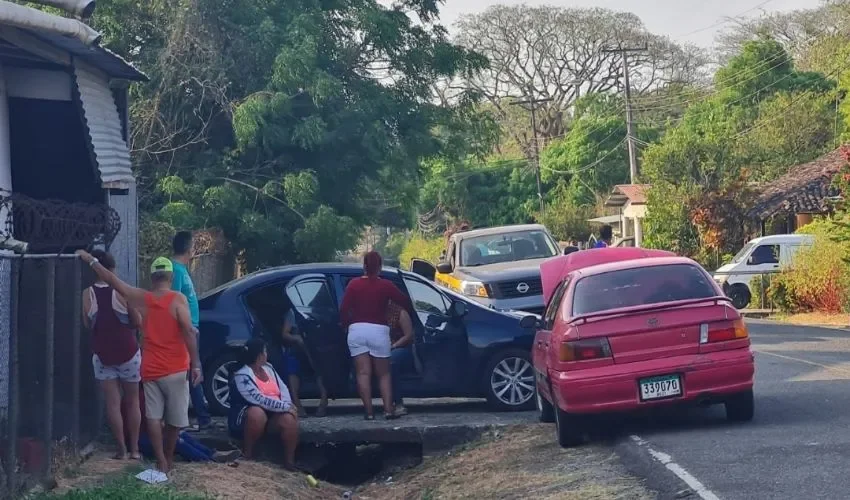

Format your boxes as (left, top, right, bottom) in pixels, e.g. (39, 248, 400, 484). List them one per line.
(427, 0, 818, 47)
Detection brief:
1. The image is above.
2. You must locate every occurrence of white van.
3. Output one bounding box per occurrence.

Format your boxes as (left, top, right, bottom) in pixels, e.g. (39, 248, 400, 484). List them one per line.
(713, 234, 814, 309)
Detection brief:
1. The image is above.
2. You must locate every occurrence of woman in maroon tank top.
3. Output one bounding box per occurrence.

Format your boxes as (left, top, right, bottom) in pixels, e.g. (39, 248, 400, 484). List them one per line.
(81, 250, 143, 460)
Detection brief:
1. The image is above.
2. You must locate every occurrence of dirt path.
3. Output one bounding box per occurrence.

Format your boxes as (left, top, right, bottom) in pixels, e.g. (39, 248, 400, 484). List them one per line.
(47, 425, 653, 500)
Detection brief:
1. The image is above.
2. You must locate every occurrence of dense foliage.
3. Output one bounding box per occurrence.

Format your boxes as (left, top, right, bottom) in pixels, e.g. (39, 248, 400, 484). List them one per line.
(94, 0, 486, 270)
(94, 0, 850, 273)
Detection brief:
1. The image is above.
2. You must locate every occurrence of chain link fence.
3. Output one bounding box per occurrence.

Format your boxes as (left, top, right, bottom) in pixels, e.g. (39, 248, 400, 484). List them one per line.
(0, 255, 101, 497)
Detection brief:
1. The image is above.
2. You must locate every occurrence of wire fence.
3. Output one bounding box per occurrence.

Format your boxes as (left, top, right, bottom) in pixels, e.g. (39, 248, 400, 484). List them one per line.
(0, 192, 121, 497)
(0, 255, 102, 497)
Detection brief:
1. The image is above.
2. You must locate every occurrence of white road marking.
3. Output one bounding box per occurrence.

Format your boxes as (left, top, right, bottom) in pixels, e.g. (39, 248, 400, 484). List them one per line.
(630, 435, 721, 500)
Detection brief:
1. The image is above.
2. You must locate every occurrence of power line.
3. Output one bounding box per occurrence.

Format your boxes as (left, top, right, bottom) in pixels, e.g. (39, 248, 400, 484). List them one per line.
(539, 139, 628, 175)
(603, 44, 648, 183)
(510, 91, 555, 214)
(671, 0, 777, 40)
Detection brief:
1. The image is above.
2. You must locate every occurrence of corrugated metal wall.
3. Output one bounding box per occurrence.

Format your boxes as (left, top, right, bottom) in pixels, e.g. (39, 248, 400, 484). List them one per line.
(73, 61, 134, 189)
(107, 183, 137, 285)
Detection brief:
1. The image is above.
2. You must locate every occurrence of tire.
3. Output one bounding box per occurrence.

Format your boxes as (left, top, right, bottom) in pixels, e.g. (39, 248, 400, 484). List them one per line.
(728, 284, 751, 310)
(725, 389, 755, 422)
(204, 351, 241, 416)
(484, 348, 536, 411)
(537, 385, 555, 423)
(554, 406, 584, 448)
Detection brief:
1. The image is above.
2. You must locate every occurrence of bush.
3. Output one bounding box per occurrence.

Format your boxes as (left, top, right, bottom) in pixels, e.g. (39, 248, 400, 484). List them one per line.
(749, 274, 773, 309)
(398, 235, 445, 270)
(768, 233, 850, 313)
(375, 231, 409, 261)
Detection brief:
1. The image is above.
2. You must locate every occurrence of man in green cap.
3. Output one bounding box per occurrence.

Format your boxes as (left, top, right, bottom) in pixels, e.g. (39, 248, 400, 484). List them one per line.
(77, 250, 202, 474)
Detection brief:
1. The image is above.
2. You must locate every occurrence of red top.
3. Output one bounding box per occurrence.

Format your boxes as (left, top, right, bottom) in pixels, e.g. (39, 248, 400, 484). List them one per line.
(140, 291, 189, 381)
(340, 277, 412, 329)
(91, 285, 138, 366)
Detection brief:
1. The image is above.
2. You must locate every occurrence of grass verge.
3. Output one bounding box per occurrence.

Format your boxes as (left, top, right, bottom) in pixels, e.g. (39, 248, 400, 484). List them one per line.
(38, 425, 652, 500)
(359, 424, 653, 500)
(769, 312, 848, 328)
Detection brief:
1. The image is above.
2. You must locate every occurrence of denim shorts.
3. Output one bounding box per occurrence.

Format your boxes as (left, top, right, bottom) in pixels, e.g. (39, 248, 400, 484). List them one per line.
(282, 349, 299, 378)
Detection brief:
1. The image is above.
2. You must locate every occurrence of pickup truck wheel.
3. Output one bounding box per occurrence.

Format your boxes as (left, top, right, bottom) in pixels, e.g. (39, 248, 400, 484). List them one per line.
(725, 389, 755, 422)
(554, 406, 584, 448)
(537, 385, 555, 423)
(484, 349, 536, 411)
(728, 284, 751, 310)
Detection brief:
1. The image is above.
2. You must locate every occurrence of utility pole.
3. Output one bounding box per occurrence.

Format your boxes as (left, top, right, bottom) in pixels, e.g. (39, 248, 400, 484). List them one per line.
(603, 44, 647, 184)
(510, 89, 553, 214)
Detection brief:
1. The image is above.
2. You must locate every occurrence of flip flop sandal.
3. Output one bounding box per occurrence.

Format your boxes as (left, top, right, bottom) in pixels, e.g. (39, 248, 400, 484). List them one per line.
(364, 414, 375, 421)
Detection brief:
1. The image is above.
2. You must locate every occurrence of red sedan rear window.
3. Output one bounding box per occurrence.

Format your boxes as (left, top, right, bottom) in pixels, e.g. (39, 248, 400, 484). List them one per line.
(572, 264, 716, 315)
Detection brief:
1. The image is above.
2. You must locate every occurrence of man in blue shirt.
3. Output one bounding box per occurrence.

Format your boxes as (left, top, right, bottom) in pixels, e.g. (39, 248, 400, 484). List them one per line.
(171, 231, 211, 430)
(594, 224, 613, 248)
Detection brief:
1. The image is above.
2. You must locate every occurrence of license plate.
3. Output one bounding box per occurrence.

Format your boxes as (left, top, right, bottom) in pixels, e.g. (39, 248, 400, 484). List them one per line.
(639, 374, 682, 401)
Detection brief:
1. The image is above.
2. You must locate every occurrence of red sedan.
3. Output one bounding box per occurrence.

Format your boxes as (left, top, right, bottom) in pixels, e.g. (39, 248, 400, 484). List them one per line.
(526, 248, 755, 447)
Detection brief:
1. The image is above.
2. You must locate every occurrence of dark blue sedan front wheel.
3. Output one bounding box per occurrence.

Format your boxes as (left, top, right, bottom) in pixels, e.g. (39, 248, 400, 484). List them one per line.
(484, 349, 536, 411)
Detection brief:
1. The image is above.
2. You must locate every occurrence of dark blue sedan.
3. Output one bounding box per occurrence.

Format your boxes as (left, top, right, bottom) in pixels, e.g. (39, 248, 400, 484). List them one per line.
(198, 263, 536, 414)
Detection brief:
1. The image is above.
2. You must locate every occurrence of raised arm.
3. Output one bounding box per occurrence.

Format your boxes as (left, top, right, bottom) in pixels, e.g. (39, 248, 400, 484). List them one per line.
(76, 250, 146, 309)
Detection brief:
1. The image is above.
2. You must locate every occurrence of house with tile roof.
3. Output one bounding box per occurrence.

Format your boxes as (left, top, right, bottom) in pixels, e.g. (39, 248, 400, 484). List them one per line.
(604, 184, 650, 247)
(747, 147, 845, 234)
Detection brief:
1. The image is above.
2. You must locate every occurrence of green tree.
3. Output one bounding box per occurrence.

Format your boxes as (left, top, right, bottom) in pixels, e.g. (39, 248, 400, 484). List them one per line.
(95, 0, 487, 270)
(540, 93, 660, 206)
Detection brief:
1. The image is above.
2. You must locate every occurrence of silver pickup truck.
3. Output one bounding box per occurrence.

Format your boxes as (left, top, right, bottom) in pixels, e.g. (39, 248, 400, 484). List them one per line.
(410, 224, 568, 316)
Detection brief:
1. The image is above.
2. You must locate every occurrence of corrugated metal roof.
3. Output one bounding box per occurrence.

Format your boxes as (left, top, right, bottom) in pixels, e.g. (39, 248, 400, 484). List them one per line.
(74, 62, 133, 188)
(587, 214, 621, 224)
(28, 30, 146, 81)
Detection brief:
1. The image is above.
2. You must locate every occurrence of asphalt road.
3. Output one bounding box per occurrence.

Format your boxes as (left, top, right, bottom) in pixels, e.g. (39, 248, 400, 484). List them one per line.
(616, 320, 850, 500)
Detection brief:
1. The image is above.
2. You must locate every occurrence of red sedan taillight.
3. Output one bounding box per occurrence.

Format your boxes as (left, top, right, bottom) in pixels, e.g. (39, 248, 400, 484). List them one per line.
(559, 338, 613, 362)
(700, 319, 748, 344)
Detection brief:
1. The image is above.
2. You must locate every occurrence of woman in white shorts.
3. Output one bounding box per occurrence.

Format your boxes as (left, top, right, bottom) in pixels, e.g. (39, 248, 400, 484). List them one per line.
(81, 250, 143, 459)
(339, 251, 413, 420)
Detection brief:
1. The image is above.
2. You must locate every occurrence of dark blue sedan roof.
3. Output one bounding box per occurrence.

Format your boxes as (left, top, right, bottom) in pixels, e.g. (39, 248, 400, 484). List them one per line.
(200, 262, 402, 299)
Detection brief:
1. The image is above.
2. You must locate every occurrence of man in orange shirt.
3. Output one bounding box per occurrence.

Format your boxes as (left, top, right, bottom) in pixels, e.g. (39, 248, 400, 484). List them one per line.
(77, 251, 202, 474)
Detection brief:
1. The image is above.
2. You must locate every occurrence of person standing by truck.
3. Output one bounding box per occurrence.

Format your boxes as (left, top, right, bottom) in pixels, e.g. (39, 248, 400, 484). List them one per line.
(594, 225, 613, 248)
(171, 231, 211, 431)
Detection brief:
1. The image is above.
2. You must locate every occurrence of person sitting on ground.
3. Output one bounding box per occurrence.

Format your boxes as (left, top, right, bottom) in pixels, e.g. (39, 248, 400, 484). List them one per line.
(228, 338, 299, 470)
(82, 250, 143, 460)
(594, 224, 613, 248)
(388, 301, 415, 416)
(280, 308, 329, 418)
(77, 250, 202, 474)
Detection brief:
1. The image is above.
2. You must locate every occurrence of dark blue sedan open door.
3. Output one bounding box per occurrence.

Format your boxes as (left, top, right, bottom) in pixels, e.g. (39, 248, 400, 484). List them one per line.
(285, 274, 350, 397)
(401, 275, 469, 391)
